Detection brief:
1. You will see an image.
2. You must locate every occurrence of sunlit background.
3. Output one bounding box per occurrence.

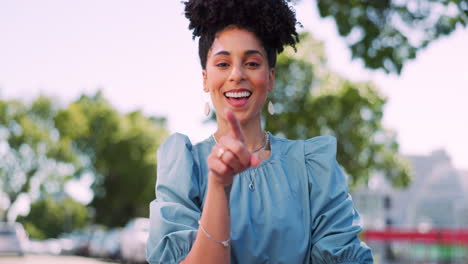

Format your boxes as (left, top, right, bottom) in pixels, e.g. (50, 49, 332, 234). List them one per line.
(1, 1, 467, 167)
(1, 0, 467, 263)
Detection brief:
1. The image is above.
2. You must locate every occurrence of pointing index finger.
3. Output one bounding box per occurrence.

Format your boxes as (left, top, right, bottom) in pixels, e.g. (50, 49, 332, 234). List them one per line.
(225, 109, 245, 143)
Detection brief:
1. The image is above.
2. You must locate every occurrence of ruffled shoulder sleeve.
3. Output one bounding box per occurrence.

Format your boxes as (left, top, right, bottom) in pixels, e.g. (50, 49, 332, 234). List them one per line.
(305, 136, 373, 264)
(147, 133, 202, 264)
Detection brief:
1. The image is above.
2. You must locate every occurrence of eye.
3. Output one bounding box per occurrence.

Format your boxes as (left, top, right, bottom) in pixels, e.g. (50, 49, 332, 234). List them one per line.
(246, 62, 260, 68)
(216, 62, 229, 68)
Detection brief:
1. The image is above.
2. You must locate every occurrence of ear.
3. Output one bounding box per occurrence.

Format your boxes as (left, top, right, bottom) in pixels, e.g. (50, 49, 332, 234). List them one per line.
(202, 71, 209, 92)
(268, 68, 275, 92)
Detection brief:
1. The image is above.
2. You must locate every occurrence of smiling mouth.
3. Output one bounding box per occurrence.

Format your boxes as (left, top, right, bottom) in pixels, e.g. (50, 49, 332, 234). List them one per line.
(224, 91, 252, 99)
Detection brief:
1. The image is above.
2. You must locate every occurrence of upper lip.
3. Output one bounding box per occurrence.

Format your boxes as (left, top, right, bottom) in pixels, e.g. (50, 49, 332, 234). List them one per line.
(224, 88, 252, 94)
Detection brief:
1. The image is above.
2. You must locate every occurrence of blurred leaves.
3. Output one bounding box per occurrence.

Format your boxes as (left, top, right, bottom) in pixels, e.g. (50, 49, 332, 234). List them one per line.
(17, 196, 89, 239)
(55, 91, 169, 227)
(0, 96, 82, 222)
(1, 91, 169, 230)
(312, 0, 468, 73)
(265, 33, 412, 188)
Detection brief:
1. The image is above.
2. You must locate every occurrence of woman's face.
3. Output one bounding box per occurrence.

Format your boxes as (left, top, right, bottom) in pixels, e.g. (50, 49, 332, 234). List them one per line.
(203, 26, 275, 125)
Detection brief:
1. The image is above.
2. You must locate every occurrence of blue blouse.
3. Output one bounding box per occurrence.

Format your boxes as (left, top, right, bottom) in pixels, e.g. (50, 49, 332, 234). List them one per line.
(147, 132, 373, 264)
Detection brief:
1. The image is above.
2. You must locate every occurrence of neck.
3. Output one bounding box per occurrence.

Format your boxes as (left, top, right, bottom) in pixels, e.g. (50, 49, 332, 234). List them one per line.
(214, 114, 265, 153)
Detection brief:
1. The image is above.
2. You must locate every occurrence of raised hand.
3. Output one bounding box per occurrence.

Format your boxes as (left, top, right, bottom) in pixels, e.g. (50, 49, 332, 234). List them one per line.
(207, 109, 260, 187)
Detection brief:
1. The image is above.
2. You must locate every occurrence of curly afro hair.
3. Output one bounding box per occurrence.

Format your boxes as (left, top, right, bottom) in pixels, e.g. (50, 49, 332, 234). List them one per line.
(184, 0, 300, 69)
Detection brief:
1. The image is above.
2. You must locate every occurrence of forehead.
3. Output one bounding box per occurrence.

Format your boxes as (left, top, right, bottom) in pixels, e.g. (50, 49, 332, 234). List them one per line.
(209, 27, 266, 56)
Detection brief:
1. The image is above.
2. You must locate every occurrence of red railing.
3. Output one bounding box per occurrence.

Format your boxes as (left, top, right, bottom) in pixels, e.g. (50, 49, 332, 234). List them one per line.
(363, 229, 468, 245)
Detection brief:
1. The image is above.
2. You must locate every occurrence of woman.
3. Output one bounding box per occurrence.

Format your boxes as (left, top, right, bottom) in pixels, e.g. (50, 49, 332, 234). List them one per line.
(147, 0, 373, 263)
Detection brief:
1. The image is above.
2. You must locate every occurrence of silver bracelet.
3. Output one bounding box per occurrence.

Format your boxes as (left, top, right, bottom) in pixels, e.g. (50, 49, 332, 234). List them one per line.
(198, 220, 231, 248)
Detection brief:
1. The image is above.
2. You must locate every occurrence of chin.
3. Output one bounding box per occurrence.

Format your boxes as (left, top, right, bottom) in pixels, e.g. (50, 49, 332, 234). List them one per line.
(231, 110, 260, 124)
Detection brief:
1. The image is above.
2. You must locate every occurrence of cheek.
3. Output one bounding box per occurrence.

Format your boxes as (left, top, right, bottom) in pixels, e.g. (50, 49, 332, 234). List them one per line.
(251, 72, 270, 91)
(205, 71, 227, 91)
(207, 79, 224, 93)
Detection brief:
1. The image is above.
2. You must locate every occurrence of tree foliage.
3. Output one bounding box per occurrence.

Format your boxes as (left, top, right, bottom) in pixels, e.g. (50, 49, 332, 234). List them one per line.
(0, 96, 83, 222)
(17, 196, 89, 239)
(312, 0, 468, 73)
(55, 92, 169, 227)
(265, 33, 412, 188)
(1, 92, 169, 230)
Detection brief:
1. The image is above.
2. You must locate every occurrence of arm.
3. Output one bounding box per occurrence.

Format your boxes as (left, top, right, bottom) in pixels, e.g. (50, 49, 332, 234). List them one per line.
(181, 109, 258, 264)
(146, 134, 202, 264)
(181, 173, 231, 264)
(305, 137, 373, 264)
(147, 110, 256, 264)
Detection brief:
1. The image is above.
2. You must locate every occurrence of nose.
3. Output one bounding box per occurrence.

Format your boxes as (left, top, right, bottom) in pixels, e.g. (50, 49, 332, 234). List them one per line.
(228, 64, 245, 83)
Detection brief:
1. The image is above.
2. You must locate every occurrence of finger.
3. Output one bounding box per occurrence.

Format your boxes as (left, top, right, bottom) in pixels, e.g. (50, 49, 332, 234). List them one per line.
(250, 153, 261, 167)
(213, 144, 244, 173)
(207, 151, 234, 177)
(219, 148, 244, 173)
(225, 109, 245, 143)
(213, 144, 226, 159)
(219, 136, 250, 167)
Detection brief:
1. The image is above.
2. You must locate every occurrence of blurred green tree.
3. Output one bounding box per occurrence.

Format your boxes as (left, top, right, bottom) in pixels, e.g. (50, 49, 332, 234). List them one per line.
(264, 33, 411, 188)
(0, 96, 84, 222)
(303, 0, 468, 73)
(55, 91, 169, 227)
(1, 92, 169, 229)
(17, 196, 89, 239)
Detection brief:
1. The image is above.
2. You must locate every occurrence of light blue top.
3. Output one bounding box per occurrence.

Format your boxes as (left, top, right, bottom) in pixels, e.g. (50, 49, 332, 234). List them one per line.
(147, 132, 373, 264)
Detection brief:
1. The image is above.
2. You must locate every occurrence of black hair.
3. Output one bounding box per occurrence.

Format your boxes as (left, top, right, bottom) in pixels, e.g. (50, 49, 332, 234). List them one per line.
(183, 0, 300, 69)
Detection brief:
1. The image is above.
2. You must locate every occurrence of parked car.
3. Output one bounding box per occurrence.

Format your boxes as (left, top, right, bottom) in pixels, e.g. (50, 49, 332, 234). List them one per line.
(0, 222, 28, 256)
(120, 218, 149, 263)
(56, 235, 75, 255)
(88, 228, 107, 258)
(71, 225, 104, 256)
(43, 238, 62, 255)
(27, 239, 48, 255)
(102, 228, 122, 260)
(68, 230, 92, 256)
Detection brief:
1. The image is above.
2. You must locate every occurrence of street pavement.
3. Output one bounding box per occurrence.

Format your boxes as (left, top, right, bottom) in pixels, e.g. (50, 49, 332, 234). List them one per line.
(0, 255, 120, 264)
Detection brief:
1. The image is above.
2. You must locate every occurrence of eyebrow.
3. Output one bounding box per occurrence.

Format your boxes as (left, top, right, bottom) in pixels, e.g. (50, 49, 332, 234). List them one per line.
(213, 50, 264, 57)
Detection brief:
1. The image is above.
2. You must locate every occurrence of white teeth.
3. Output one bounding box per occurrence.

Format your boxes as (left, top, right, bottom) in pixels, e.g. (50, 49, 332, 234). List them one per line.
(225, 91, 252, 98)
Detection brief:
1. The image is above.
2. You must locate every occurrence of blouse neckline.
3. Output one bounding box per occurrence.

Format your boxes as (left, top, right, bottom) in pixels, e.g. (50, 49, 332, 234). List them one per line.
(207, 131, 278, 170)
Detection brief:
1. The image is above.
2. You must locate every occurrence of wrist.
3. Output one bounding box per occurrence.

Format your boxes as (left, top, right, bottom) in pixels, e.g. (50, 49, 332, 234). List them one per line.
(207, 173, 231, 205)
(208, 179, 226, 192)
(208, 171, 230, 189)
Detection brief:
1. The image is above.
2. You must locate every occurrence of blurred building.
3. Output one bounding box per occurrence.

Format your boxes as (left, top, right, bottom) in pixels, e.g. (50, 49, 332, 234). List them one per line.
(353, 149, 468, 230)
(352, 172, 392, 230)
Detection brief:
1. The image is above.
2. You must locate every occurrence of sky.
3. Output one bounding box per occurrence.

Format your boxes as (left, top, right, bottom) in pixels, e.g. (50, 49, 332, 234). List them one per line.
(0, 0, 467, 174)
